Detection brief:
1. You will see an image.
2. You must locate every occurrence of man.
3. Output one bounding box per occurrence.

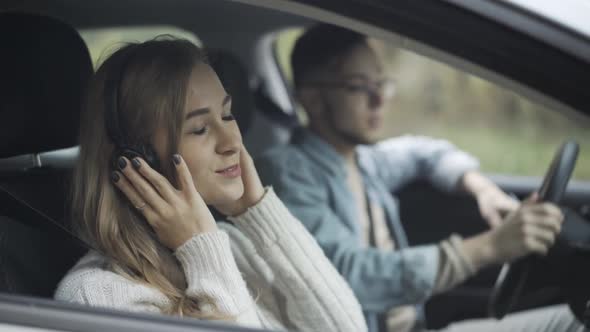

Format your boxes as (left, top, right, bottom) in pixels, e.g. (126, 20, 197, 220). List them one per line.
(256, 24, 583, 332)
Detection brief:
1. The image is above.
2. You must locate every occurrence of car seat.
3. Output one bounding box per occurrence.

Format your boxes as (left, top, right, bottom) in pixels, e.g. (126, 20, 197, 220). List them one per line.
(0, 12, 92, 297)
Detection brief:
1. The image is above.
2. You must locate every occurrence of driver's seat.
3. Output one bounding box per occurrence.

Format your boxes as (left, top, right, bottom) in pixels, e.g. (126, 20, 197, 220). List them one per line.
(0, 12, 91, 297)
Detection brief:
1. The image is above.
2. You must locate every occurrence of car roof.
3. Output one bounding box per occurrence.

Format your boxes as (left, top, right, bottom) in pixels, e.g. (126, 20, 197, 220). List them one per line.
(7, 0, 590, 124)
(7, 0, 310, 56)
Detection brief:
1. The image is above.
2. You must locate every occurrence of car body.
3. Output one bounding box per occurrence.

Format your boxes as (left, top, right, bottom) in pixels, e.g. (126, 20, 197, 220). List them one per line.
(0, 0, 589, 331)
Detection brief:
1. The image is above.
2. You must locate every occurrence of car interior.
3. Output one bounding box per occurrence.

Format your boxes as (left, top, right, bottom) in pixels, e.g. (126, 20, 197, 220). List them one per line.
(0, 0, 589, 331)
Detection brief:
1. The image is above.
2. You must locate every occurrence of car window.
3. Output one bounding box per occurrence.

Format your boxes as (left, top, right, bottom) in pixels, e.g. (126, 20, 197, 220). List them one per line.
(79, 26, 202, 68)
(274, 28, 590, 181)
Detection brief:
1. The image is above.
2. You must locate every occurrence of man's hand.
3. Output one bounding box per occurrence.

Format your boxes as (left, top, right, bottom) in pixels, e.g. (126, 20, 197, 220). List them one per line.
(461, 171, 519, 228)
(476, 187, 520, 228)
(462, 193, 564, 270)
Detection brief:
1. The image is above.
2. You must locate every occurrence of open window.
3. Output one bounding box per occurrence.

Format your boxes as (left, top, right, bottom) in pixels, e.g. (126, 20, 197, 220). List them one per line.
(273, 28, 590, 180)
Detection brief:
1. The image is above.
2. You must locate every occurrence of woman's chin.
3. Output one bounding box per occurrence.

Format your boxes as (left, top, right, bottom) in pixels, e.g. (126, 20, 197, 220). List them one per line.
(206, 186, 244, 206)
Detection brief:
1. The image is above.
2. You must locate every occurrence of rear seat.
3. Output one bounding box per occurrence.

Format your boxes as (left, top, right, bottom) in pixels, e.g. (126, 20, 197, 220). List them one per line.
(0, 12, 92, 297)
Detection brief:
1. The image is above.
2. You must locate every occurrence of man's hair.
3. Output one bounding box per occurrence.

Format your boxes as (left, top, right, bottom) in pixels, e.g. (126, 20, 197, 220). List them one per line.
(291, 23, 366, 90)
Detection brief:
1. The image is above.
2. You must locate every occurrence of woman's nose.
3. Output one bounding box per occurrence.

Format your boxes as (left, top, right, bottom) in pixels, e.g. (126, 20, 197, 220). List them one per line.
(215, 125, 241, 156)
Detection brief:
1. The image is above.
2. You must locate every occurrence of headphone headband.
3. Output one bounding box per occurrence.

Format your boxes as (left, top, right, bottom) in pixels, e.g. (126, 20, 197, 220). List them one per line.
(103, 44, 139, 147)
(103, 44, 162, 173)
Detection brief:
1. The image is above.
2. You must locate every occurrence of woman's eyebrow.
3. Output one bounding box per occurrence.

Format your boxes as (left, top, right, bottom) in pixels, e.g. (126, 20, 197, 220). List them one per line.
(185, 95, 232, 120)
(185, 108, 210, 120)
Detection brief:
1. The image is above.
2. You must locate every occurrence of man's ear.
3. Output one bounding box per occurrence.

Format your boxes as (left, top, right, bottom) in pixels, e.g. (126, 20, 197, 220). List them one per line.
(296, 87, 323, 120)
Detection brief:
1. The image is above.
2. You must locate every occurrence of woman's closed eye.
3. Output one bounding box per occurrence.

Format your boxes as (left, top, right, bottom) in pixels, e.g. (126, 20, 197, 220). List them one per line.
(187, 114, 234, 136)
(190, 126, 207, 135)
(222, 113, 235, 121)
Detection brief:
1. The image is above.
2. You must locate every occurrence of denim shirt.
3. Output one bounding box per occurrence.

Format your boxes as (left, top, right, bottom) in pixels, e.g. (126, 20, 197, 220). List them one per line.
(256, 128, 479, 331)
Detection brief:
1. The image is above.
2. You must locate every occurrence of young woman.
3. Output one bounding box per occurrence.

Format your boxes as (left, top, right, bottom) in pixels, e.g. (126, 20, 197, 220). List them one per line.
(55, 38, 367, 332)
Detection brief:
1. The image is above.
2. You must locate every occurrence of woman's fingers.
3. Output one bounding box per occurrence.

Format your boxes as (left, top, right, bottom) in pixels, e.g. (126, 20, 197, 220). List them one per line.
(117, 157, 169, 211)
(238, 145, 264, 200)
(214, 145, 265, 217)
(113, 155, 216, 250)
(172, 154, 198, 197)
(131, 157, 178, 202)
(111, 170, 157, 222)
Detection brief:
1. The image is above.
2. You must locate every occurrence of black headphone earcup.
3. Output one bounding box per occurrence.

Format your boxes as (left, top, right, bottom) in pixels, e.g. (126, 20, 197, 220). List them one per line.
(114, 148, 142, 169)
(141, 144, 161, 173)
(113, 144, 161, 174)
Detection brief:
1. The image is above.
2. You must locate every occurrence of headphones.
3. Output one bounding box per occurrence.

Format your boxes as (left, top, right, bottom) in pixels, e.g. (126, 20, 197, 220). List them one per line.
(103, 45, 162, 173)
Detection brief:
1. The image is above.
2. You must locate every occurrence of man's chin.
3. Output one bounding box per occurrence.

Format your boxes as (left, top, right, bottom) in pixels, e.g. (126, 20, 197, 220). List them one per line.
(331, 124, 382, 146)
(353, 133, 381, 145)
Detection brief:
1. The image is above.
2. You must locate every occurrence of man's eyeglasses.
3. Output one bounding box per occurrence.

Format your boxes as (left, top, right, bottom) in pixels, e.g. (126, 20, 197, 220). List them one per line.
(303, 78, 396, 102)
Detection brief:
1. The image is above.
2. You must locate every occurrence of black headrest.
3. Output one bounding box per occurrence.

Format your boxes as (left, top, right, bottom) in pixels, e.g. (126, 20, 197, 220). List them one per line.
(208, 49, 254, 134)
(0, 12, 93, 159)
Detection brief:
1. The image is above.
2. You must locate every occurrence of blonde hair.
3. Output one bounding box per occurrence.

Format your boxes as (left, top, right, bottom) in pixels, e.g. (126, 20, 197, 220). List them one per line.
(71, 37, 229, 319)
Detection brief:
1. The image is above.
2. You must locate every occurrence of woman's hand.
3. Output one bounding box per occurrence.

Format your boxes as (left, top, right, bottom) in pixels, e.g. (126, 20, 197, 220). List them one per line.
(111, 154, 217, 250)
(462, 193, 564, 270)
(214, 145, 265, 217)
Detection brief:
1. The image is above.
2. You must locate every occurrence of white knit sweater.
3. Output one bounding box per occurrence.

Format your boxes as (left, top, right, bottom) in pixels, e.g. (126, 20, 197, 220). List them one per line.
(54, 188, 367, 332)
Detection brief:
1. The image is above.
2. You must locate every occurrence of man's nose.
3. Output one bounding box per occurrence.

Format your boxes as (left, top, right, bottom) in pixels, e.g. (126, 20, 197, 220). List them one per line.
(368, 91, 384, 110)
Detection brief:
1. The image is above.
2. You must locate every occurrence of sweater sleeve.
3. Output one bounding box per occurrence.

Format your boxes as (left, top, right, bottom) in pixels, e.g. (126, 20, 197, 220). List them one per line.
(227, 188, 368, 332)
(55, 233, 261, 328)
(434, 234, 477, 294)
(55, 266, 170, 314)
(174, 231, 259, 324)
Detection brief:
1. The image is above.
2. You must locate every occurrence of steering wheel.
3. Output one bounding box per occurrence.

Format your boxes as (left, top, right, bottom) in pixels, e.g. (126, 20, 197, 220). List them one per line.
(488, 140, 579, 319)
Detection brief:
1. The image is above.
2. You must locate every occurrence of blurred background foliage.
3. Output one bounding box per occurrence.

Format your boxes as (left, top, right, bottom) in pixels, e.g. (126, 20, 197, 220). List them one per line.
(274, 29, 590, 180)
(80, 26, 201, 68)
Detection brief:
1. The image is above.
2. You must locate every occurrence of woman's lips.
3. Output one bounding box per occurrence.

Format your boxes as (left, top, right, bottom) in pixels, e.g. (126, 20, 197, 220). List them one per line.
(216, 164, 241, 178)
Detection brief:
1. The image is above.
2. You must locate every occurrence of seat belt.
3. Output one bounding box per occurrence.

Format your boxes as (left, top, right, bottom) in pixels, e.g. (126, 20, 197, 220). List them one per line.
(0, 183, 93, 251)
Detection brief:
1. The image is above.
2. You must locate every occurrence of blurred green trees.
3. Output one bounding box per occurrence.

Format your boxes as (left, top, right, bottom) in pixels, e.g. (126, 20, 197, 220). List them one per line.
(275, 29, 590, 180)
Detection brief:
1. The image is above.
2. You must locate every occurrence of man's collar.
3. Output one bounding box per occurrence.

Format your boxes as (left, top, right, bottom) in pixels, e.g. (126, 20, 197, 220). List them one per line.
(291, 127, 348, 177)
